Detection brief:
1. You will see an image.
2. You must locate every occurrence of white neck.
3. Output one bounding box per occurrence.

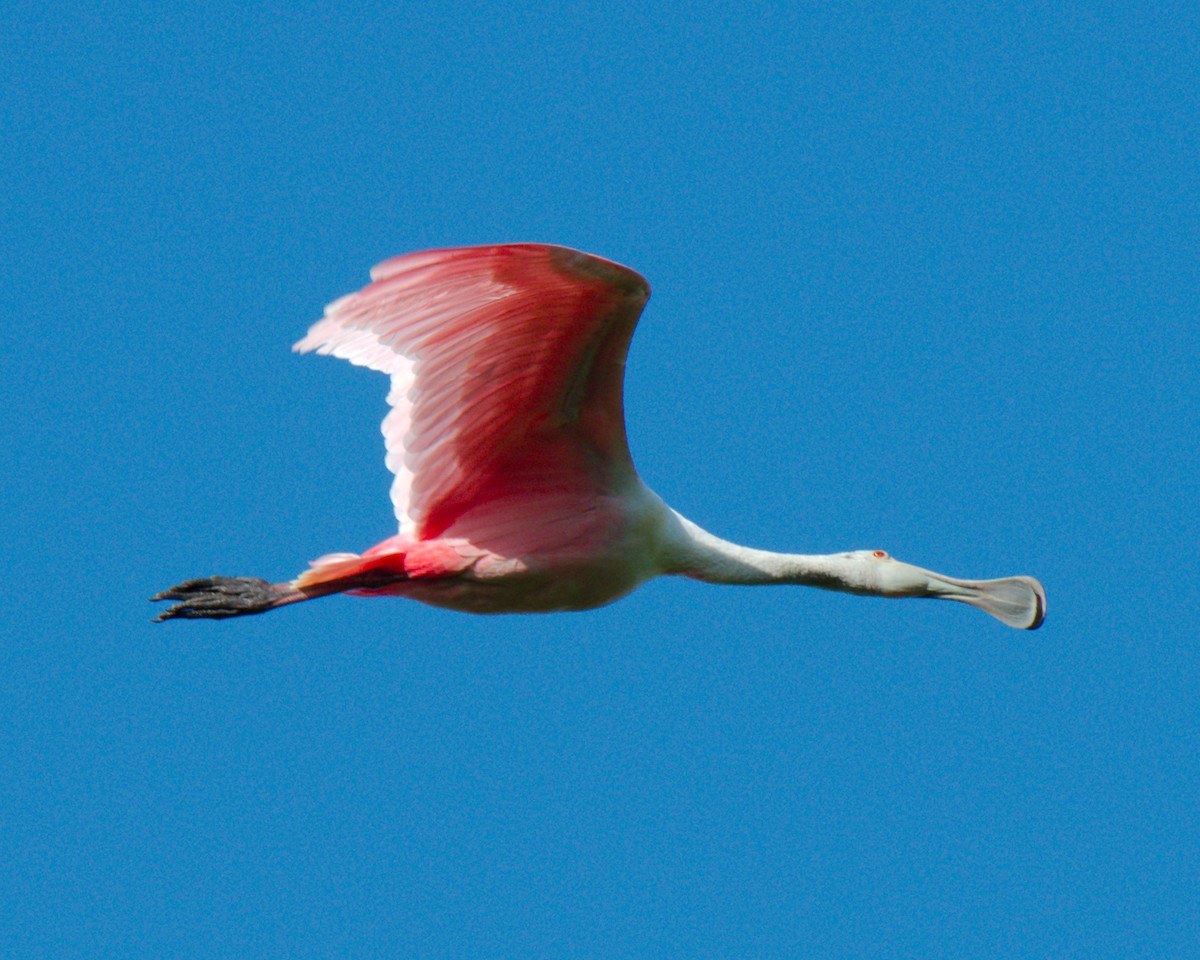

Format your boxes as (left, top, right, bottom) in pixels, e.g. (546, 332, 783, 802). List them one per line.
(649, 503, 1046, 629)
(659, 511, 877, 595)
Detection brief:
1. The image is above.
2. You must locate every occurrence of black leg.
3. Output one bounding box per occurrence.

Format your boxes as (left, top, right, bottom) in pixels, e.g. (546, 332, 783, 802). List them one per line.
(150, 576, 299, 621)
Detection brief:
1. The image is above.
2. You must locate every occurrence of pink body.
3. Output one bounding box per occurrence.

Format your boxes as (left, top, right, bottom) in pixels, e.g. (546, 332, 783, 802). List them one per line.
(346, 482, 671, 613)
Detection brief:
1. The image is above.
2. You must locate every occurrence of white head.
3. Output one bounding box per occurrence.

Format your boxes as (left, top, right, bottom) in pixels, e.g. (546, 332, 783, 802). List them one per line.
(846, 550, 1046, 630)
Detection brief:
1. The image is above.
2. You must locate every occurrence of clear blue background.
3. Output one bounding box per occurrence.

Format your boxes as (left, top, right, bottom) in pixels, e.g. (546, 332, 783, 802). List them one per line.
(3, 2, 1197, 956)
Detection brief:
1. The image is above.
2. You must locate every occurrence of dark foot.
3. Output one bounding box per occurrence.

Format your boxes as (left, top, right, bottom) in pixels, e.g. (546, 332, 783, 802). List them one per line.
(151, 576, 296, 621)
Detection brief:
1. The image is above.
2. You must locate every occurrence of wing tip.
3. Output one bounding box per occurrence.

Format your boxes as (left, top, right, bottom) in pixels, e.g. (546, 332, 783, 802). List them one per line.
(547, 245, 650, 302)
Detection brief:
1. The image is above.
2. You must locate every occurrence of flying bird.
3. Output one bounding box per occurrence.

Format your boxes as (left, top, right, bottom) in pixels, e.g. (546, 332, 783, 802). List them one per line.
(153, 244, 1045, 629)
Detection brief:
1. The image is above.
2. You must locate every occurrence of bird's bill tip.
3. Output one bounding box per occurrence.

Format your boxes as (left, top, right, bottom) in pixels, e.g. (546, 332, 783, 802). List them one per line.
(938, 573, 1047, 630)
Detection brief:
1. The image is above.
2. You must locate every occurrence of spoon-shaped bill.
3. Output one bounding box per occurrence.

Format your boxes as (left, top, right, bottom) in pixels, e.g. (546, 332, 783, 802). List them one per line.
(919, 569, 1047, 630)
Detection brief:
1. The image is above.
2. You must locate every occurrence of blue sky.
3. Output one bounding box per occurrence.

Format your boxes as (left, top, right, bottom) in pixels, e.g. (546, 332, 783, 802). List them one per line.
(3, 1, 1197, 956)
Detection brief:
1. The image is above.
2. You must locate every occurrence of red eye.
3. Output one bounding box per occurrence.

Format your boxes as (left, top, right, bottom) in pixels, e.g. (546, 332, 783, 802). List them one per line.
(872, 550, 887, 559)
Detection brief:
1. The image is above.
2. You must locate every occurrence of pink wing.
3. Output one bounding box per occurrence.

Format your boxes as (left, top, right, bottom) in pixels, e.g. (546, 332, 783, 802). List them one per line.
(294, 244, 651, 543)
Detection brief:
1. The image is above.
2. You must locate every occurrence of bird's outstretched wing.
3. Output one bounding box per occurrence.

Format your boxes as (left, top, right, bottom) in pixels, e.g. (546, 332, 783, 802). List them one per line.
(294, 244, 650, 541)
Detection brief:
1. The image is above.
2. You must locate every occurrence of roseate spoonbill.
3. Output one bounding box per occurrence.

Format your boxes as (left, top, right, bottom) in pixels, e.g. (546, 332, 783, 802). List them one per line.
(152, 244, 1045, 629)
